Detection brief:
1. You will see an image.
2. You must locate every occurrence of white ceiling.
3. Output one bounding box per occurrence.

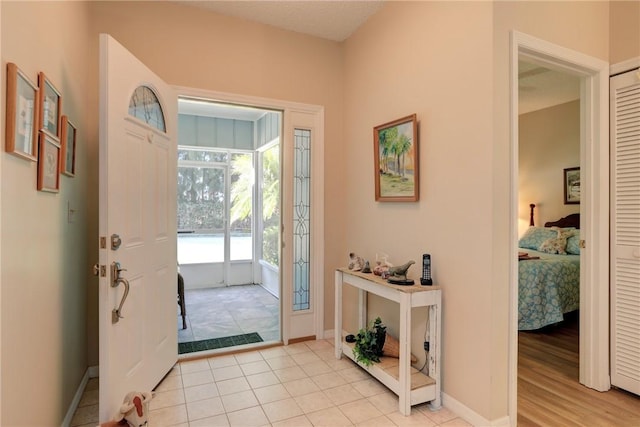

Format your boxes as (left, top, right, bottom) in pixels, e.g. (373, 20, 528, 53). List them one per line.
(519, 61, 581, 114)
(181, 0, 385, 42)
(179, 98, 270, 121)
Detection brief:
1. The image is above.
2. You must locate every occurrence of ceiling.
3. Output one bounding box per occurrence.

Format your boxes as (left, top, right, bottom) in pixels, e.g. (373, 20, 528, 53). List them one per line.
(175, 2, 578, 116)
(179, 97, 270, 121)
(519, 61, 580, 114)
(181, 0, 385, 42)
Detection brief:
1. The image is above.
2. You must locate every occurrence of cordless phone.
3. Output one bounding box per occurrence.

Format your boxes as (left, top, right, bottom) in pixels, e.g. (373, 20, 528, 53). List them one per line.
(420, 254, 433, 286)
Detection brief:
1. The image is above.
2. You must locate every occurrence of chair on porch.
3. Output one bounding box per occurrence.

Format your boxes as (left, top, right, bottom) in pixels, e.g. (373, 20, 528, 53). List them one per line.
(178, 271, 186, 329)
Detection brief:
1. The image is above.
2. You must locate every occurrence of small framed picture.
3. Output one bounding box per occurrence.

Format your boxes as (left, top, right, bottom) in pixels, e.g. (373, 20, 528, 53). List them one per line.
(37, 131, 61, 192)
(38, 72, 62, 138)
(373, 114, 419, 202)
(564, 167, 580, 204)
(60, 116, 76, 177)
(5, 63, 39, 161)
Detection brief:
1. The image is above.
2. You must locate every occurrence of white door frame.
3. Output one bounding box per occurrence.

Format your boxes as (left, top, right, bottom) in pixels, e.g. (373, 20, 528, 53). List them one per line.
(508, 31, 610, 422)
(174, 86, 325, 343)
(610, 58, 640, 76)
(0, 4, 4, 422)
(281, 109, 324, 342)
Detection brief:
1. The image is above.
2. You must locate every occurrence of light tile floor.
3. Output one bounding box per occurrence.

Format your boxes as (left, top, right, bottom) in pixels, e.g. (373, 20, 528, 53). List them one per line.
(178, 285, 280, 344)
(71, 339, 469, 427)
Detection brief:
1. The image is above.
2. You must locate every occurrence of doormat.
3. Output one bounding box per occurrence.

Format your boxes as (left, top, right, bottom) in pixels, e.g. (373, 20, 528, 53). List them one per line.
(178, 332, 263, 354)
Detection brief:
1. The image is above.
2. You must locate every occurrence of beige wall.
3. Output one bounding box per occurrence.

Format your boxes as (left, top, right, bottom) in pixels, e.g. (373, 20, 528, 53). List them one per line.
(610, 1, 640, 65)
(344, 0, 615, 422)
(343, 0, 498, 419)
(519, 101, 581, 234)
(1, 1, 92, 424)
(1, 0, 638, 425)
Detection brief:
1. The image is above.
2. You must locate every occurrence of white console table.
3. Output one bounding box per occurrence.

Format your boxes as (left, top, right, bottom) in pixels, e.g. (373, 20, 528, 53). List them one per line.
(334, 268, 441, 415)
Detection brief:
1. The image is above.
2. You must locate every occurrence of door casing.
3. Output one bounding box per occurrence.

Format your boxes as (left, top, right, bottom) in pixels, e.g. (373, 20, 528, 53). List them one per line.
(174, 86, 325, 344)
(508, 30, 610, 424)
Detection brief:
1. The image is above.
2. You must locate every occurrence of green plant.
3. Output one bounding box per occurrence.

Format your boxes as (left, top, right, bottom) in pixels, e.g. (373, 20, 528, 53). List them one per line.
(353, 317, 387, 366)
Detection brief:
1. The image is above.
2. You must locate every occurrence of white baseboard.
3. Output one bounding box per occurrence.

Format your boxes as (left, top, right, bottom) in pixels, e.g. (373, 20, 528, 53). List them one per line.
(61, 367, 93, 427)
(333, 332, 510, 425)
(442, 392, 511, 426)
(323, 329, 335, 339)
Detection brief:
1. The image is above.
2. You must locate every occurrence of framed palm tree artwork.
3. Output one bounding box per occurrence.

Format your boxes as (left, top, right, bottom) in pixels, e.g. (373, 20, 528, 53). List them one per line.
(373, 114, 419, 202)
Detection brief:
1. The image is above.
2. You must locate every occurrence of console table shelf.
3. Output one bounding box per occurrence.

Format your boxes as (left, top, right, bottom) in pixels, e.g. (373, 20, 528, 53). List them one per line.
(334, 268, 441, 415)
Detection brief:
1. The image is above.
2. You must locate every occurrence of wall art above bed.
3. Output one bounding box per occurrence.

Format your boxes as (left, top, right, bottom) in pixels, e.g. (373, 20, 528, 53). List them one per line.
(564, 167, 580, 204)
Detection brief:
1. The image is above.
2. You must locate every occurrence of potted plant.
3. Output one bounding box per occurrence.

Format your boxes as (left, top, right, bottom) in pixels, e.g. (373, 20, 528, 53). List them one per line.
(353, 317, 387, 366)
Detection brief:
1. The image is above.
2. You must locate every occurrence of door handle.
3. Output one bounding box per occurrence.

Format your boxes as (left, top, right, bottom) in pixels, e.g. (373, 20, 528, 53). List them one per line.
(111, 262, 130, 323)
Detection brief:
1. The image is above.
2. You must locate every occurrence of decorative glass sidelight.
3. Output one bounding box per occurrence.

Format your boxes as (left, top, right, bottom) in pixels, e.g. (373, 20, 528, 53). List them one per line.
(293, 129, 311, 311)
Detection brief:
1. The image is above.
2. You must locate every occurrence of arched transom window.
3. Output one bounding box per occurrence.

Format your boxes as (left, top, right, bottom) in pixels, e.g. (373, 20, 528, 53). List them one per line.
(128, 85, 166, 132)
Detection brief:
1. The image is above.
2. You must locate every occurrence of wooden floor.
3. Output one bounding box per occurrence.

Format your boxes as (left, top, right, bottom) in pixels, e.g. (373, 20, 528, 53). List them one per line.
(518, 312, 640, 426)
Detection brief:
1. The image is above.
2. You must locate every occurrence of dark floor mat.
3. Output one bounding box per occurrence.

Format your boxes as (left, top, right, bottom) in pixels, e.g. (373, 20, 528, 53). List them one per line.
(178, 332, 263, 354)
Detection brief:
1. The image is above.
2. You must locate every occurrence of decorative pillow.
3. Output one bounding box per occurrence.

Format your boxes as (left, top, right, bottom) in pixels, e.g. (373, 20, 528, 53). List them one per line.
(538, 228, 575, 254)
(519, 227, 559, 250)
(566, 231, 581, 255)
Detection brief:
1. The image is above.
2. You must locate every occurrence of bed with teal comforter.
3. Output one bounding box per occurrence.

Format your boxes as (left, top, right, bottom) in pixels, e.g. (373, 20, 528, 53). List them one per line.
(518, 248, 580, 330)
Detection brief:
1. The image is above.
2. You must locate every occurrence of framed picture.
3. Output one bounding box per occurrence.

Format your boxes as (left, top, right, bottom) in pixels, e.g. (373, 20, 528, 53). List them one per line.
(38, 72, 62, 138)
(5, 63, 39, 161)
(60, 116, 76, 177)
(37, 131, 61, 192)
(564, 167, 580, 204)
(373, 114, 419, 202)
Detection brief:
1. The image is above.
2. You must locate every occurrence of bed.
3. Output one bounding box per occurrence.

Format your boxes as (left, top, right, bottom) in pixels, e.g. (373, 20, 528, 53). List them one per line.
(518, 207, 581, 330)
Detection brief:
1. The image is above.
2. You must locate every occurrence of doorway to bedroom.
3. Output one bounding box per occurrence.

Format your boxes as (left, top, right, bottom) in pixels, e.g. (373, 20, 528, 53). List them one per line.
(176, 98, 282, 354)
(511, 31, 612, 424)
(516, 59, 584, 424)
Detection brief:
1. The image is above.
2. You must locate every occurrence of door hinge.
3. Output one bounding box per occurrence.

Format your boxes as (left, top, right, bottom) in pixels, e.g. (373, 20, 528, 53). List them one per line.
(100, 236, 107, 249)
(579, 239, 586, 249)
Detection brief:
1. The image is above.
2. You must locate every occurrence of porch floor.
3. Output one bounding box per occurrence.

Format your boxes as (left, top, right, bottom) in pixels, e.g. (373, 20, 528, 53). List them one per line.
(178, 284, 280, 344)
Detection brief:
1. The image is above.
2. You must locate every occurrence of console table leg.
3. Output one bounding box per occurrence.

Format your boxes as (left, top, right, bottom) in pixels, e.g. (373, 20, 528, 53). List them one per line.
(335, 270, 343, 359)
(428, 300, 442, 410)
(399, 292, 411, 415)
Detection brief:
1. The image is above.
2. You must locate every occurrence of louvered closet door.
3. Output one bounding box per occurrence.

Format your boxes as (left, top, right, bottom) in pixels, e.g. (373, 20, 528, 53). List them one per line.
(610, 68, 640, 395)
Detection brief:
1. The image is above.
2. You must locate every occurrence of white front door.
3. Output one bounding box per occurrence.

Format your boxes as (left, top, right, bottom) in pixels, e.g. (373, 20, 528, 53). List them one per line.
(98, 34, 177, 422)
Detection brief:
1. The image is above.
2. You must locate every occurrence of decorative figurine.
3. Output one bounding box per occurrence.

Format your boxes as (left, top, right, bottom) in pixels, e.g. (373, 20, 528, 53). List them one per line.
(388, 260, 415, 280)
(376, 253, 393, 268)
(101, 391, 153, 427)
(348, 252, 365, 271)
(373, 261, 389, 276)
(361, 260, 372, 273)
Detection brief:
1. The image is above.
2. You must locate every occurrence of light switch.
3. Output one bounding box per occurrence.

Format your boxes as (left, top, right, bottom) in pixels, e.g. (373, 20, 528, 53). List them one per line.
(68, 201, 77, 223)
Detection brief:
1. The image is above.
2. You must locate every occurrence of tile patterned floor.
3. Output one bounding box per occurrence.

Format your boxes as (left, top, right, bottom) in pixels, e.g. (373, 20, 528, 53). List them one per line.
(178, 285, 280, 344)
(70, 339, 469, 426)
